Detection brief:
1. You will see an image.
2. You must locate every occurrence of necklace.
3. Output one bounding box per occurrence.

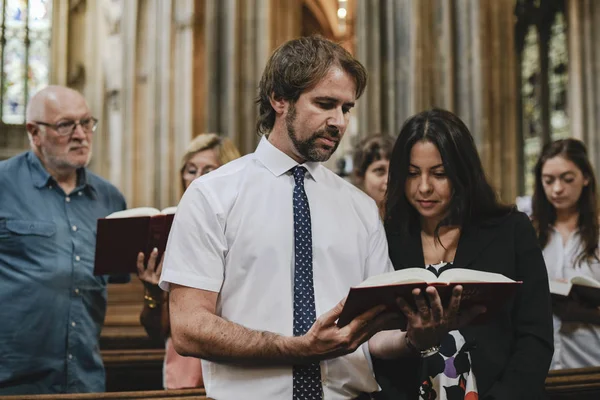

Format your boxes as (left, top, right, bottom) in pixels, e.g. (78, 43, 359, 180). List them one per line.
(422, 228, 460, 265)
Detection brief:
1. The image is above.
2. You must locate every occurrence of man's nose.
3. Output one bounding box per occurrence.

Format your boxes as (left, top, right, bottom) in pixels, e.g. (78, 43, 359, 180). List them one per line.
(327, 107, 347, 132)
(71, 123, 87, 140)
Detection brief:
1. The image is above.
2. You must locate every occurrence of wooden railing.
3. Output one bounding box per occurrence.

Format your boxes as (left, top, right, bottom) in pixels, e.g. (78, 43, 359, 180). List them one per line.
(1, 364, 600, 399)
(546, 367, 600, 399)
(0, 389, 208, 400)
(90, 281, 600, 398)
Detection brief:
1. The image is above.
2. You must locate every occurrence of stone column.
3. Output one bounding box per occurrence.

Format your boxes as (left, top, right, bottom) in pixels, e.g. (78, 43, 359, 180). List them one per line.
(355, 0, 519, 202)
(198, 0, 284, 155)
(567, 0, 600, 172)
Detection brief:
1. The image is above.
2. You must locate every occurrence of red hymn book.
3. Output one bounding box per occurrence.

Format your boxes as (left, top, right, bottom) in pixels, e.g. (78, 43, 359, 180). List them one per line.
(337, 267, 521, 330)
(94, 207, 176, 275)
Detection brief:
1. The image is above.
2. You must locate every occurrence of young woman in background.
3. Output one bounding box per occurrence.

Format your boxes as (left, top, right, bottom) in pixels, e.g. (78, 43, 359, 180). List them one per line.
(531, 138, 600, 369)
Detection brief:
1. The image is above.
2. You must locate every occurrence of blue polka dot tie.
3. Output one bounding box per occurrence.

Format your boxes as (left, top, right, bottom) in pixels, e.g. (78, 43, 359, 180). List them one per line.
(291, 166, 323, 400)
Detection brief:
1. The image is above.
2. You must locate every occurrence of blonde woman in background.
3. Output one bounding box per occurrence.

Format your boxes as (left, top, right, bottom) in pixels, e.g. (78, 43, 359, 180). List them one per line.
(137, 133, 241, 389)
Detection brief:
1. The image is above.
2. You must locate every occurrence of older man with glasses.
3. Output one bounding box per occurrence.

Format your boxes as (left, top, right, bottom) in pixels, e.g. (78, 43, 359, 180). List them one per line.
(0, 85, 127, 395)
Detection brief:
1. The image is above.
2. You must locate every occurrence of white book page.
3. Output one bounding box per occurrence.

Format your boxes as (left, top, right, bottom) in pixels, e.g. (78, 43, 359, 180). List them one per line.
(437, 268, 515, 284)
(105, 207, 161, 219)
(549, 280, 572, 297)
(356, 267, 438, 288)
(571, 275, 600, 288)
(160, 206, 177, 215)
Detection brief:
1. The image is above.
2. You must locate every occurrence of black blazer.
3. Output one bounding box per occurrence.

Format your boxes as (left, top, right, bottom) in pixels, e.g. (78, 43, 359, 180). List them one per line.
(374, 211, 554, 400)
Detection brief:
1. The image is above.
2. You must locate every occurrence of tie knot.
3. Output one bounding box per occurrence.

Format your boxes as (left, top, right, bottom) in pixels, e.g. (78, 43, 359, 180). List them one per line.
(292, 166, 307, 184)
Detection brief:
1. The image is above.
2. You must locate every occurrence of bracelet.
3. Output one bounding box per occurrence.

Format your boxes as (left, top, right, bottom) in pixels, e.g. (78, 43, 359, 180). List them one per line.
(144, 292, 162, 309)
(405, 334, 441, 358)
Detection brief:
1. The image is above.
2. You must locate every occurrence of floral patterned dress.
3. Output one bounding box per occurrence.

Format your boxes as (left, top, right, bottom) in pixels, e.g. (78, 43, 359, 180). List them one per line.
(418, 262, 479, 400)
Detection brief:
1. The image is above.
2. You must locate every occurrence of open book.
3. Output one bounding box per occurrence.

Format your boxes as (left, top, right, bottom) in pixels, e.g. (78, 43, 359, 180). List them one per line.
(337, 267, 521, 331)
(93, 207, 177, 275)
(550, 276, 600, 307)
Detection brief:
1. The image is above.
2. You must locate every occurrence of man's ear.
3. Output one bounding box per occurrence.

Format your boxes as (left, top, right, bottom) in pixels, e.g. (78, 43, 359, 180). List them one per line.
(26, 123, 41, 145)
(269, 92, 287, 115)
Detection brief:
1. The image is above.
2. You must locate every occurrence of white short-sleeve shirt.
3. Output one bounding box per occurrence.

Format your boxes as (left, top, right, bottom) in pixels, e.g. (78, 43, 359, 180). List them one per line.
(160, 137, 393, 400)
(543, 228, 600, 370)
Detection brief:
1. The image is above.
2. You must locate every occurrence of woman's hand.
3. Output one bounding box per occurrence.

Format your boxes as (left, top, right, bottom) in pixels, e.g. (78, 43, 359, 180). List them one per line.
(553, 296, 600, 325)
(136, 248, 164, 291)
(398, 285, 486, 350)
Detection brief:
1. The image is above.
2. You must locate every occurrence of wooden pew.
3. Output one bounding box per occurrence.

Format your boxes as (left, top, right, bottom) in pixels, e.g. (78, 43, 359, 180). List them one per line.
(0, 389, 208, 400)
(99, 280, 600, 398)
(102, 279, 162, 350)
(546, 367, 600, 399)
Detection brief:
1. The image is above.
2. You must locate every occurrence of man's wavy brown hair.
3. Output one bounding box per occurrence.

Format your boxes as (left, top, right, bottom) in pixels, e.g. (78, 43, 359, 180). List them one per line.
(256, 35, 367, 134)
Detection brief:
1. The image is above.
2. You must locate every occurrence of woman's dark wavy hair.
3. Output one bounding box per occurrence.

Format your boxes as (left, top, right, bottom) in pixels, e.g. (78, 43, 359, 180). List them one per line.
(531, 138, 599, 266)
(385, 108, 513, 238)
(256, 35, 367, 134)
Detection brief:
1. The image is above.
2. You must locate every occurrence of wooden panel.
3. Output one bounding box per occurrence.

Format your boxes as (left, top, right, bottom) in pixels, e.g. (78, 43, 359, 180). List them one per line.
(101, 279, 163, 350)
(546, 367, 600, 399)
(0, 388, 208, 400)
(0, 124, 29, 160)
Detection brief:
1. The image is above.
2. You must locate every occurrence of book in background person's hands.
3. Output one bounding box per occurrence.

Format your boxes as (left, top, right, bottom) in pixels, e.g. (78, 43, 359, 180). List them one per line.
(337, 267, 521, 331)
(93, 207, 177, 276)
(550, 275, 600, 307)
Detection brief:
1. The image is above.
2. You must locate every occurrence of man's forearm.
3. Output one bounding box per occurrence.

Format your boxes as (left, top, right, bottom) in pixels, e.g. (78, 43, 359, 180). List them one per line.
(172, 312, 313, 366)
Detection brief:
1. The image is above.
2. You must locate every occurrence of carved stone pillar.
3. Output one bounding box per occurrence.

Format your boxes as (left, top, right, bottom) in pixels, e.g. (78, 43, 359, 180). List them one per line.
(567, 0, 600, 173)
(356, 0, 519, 202)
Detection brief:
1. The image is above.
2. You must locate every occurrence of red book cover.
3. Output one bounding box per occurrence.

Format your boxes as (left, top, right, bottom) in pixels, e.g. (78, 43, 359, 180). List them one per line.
(93, 208, 175, 275)
(337, 268, 521, 330)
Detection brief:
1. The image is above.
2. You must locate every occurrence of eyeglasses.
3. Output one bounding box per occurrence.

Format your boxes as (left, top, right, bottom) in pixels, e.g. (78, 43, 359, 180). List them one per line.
(35, 117, 99, 136)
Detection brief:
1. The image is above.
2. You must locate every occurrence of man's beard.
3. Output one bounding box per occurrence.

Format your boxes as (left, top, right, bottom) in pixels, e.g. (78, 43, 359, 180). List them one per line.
(42, 143, 92, 171)
(285, 103, 340, 162)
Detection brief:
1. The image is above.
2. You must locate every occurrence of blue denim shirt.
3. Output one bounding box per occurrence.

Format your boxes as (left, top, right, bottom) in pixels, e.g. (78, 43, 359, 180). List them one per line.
(0, 151, 126, 394)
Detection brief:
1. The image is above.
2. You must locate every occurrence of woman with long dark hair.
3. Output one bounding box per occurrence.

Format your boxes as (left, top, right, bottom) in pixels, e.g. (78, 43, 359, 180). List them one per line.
(374, 109, 553, 399)
(351, 133, 395, 217)
(531, 138, 600, 369)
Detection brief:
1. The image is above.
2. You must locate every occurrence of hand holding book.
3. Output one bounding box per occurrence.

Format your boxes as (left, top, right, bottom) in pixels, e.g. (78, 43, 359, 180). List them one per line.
(399, 285, 487, 352)
(337, 267, 521, 331)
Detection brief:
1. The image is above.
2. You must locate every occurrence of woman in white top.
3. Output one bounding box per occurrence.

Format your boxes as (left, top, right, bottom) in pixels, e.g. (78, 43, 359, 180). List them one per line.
(531, 138, 600, 369)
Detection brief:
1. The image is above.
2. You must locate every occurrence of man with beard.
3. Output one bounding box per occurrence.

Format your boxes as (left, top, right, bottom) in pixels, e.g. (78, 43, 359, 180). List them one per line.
(160, 36, 382, 400)
(0, 86, 126, 394)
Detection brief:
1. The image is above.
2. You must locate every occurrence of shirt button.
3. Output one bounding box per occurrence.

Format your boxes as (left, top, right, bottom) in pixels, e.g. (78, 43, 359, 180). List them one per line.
(48, 185, 53, 190)
(71, 321, 76, 327)
(74, 288, 80, 295)
(68, 354, 73, 360)
(75, 255, 81, 261)
(72, 225, 78, 232)
(78, 192, 83, 196)
(65, 197, 71, 202)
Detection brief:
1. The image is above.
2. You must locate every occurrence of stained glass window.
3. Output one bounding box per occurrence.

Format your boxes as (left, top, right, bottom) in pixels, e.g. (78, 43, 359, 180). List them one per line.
(516, 1, 568, 196)
(0, 0, 52, 125)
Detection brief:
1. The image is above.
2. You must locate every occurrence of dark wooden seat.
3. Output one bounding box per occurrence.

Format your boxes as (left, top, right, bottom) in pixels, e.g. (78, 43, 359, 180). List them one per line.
(96, 281, 600, 398)
(546, 367, 600, 399)
(0, 389, 208, 400)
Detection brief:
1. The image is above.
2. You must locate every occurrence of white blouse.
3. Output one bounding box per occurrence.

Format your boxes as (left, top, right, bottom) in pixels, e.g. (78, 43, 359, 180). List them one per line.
(543, 228, 600, 369)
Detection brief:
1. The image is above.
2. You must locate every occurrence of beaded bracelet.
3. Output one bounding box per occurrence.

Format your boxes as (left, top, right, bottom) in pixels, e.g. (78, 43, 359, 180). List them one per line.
(144, 292, 162, 309)
(405, 334, 441, 358)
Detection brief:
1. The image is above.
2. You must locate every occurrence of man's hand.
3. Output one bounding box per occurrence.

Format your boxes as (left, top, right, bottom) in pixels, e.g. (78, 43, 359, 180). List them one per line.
(300, 298, 396, 362)
(398, 285, 486, 350)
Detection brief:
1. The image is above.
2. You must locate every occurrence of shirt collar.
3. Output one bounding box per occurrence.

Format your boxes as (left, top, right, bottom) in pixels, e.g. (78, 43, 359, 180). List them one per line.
(254, 136, 323, 182)
(26, 151, 97, 196)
